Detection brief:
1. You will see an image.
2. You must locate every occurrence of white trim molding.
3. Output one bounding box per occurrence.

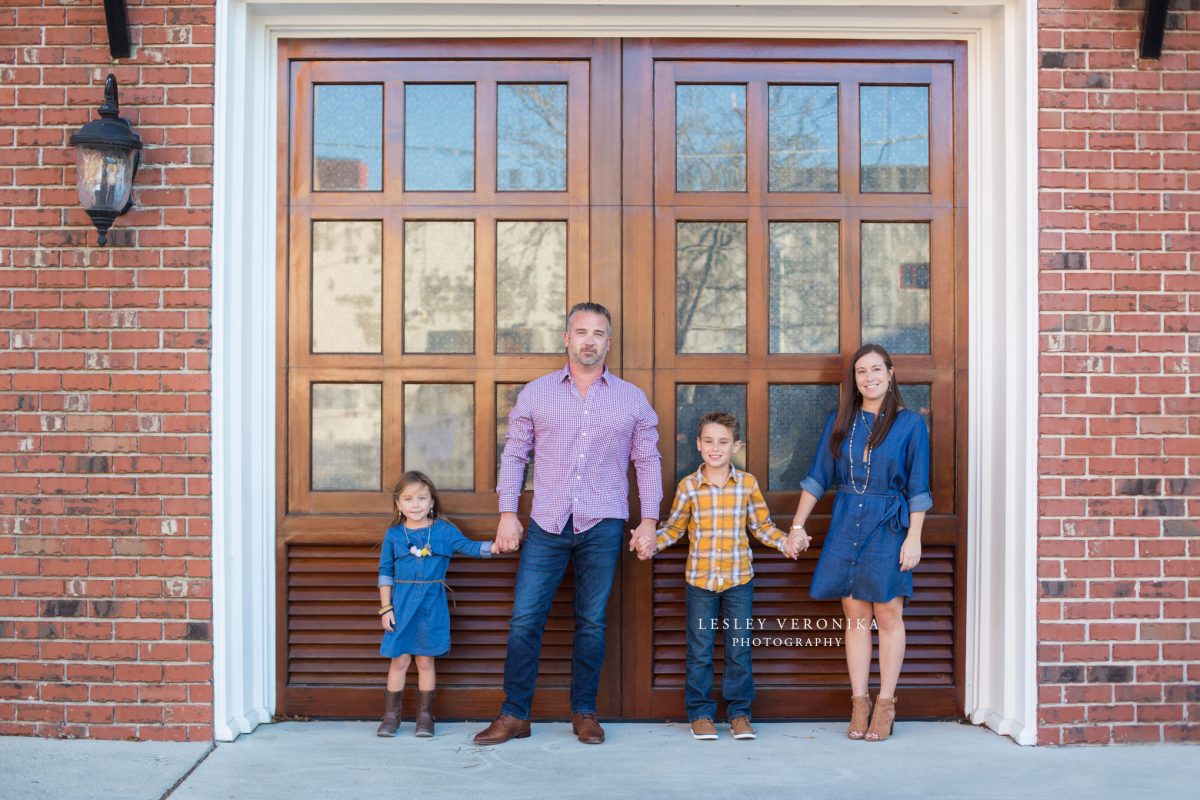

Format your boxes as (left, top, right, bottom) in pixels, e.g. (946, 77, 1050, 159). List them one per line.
(212, 0, 1039, 744)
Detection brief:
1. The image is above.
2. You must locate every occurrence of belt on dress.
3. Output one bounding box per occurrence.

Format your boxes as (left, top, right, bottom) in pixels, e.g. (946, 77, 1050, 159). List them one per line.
(835, 487, 911, 532)
(392, 579, 456, 609)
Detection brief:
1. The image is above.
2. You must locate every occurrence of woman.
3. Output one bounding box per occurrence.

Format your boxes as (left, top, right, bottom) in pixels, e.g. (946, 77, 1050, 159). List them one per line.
(788, 343, 931, 741)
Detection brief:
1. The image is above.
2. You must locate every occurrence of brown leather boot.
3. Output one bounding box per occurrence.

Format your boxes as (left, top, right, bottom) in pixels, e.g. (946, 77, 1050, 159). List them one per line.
(571, 712, 605, 744)
(414, 690, 435, 737)
(473, 714, 531, 745)
(847, 694, 873, 740)
(376, 689, 402, 737)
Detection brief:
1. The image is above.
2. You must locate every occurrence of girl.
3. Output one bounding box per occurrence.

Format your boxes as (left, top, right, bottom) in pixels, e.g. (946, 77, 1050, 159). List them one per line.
(786, 344, 931, 742)
(377, 471, 493, 737)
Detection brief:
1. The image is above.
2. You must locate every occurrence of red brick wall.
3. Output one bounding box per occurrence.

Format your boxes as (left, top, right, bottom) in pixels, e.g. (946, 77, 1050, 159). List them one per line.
(0, 0, 215, 741)
(1037, 1, 1200, 745)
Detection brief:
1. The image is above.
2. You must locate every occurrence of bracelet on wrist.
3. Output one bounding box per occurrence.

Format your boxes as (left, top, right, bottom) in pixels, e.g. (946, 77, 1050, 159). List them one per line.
(378, 605, 393, 615)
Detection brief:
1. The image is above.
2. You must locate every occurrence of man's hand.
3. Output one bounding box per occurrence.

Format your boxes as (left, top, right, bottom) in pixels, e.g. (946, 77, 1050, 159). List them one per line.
(629, 519, 657, 559)
(495, 513, 524, 554)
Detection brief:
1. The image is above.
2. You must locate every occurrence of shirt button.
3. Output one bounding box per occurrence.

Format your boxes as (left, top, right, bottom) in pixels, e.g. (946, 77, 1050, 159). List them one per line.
(576, 475, 582, 480)
(858, 503, 863, 508)
(583, 410, 589, 415)
(582, 432, 587, 437)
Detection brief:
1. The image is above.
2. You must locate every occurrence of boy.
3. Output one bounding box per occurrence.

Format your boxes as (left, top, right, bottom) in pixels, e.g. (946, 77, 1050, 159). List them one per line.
(638, 412, 807, 740)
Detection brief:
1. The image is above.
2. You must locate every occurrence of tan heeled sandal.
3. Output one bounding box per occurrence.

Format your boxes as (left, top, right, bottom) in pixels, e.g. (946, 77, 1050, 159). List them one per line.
(865, 695, 896, 741)
(847, 694, 872, 740)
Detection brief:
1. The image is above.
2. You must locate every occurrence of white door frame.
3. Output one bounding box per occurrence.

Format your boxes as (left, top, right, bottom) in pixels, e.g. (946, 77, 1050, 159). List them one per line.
(211, 0, 1040, 744)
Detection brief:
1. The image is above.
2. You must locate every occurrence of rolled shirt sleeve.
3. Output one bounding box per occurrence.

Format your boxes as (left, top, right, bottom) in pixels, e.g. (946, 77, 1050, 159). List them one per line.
(904, 412, 933, 513)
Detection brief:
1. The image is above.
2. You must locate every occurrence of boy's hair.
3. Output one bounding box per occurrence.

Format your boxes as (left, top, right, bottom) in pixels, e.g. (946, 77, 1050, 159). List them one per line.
(387, 470, 441, 528)
(697, 411, 741, 441)
(566, 301, 612, 335)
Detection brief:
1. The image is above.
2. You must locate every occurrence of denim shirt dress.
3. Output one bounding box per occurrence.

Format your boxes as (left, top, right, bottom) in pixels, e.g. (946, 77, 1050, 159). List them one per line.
(378, 519, 491, 658)
(801, 408, 933, 604)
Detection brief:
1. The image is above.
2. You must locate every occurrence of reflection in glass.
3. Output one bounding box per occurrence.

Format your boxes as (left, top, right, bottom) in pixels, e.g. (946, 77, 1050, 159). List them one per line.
(404, 384, 474, 490)
(498, 84, 567, 191)
(860, 85, 930, 193)
(769, 222, 839, 353)
(768, 385, 839, 491)
(312, 221, 382, 354)
(676, 85, 747, 192)
(405, 84, 475, 191)
(496, 383, 534, 491)
(899, 383, 932, 433)
(314, 85, 383, 191)
(496, 221, 567, 353)
(676, 384, 747, 483)
(404, 221, 474, 353)
(769, 85, 838, 192)
(676, 222, 746, 354)
(862, 222, 931, 353)
(312, 383, 381, 491)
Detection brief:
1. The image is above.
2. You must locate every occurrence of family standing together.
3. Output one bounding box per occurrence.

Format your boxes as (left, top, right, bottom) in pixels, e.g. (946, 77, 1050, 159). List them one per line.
(375, 302, 931, 745)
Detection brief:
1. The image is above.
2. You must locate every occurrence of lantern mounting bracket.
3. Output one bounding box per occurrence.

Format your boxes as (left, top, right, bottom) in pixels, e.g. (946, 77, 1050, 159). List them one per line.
(104, 0, 132, 59)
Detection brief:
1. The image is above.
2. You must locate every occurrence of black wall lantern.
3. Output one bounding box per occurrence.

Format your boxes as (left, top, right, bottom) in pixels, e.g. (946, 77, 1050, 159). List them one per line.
(70, 74, 142, 246)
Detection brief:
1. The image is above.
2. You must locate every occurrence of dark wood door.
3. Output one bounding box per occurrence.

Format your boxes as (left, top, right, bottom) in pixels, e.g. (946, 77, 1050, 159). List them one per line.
(277, 38, 967, 721)
(619, 40, 967, 720)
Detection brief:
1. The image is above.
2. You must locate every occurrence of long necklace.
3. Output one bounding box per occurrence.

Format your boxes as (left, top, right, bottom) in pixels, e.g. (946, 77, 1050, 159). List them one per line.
(847, 409, 879, 495)
(403, 524, 433, 558)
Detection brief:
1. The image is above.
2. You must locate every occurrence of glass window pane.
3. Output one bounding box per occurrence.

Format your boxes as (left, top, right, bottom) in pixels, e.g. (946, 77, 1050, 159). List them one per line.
(498, 84, 567, 192)
(676, 222, 746, 354)
(311, 221, 382, 354)
(405, 84, 475, 191)
(900, 383, 932, 433)
(768, 85, 838, 192)
(404, 221, 474, 353)
(496, 383, 534, 491)
(861, 222, 931, 353)
(313, 85, 382, 192)
(768, 385, 839, 491)
(675, 384, 747, 484)
(676, 85, 747, 192)
(312, 383, 381, 491)
(496, 221, 567, 353)
(860, 85, 930, 193)
(404, 384, 474, 491)
(769, 222, 839, 354)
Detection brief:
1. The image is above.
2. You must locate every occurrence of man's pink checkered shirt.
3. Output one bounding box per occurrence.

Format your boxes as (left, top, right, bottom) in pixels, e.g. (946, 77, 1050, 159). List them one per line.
(497, 365, 663, 535)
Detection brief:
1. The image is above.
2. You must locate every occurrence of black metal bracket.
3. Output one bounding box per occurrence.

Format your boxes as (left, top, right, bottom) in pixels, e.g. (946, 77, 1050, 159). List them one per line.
(103, 0, 132, 59)
(1140, 0, 1169, 59)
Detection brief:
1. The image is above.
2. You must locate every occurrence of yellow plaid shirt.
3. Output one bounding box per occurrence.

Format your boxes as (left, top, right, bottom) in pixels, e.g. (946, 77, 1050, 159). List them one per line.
(655, 465, 788, 591)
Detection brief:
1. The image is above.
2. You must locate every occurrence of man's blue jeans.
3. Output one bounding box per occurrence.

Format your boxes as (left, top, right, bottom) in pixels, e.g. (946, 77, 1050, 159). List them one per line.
(685, 580, 755, 722)
(500, 517, 623, 720)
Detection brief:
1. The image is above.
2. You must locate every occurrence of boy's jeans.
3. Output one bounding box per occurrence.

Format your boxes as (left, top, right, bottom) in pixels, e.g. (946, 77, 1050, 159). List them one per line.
(499, 517, 623, 720)
(684, 580, 755, 722)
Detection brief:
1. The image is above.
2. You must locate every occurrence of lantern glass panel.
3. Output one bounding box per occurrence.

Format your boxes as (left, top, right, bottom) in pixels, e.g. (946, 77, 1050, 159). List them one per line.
(75, 145, 136, 213)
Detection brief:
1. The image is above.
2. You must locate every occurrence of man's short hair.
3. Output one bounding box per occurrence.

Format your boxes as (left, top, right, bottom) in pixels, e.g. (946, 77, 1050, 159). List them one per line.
(697, 411, 741, 441)
(566, 302, 613, 335)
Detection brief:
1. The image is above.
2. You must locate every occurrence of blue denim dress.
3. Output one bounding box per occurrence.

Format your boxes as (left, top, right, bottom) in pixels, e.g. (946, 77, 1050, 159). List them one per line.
(801, 408, 932, 604)
(378, 519, 491, 657)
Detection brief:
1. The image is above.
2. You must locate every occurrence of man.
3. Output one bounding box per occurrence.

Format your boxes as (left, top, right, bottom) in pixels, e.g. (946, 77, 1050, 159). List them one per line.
(474, 302, 662, 745)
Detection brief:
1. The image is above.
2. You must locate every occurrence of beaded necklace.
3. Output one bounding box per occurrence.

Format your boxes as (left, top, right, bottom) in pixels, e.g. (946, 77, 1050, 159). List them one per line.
(847, 408, 882, 495)
(403, 523, 433, 558)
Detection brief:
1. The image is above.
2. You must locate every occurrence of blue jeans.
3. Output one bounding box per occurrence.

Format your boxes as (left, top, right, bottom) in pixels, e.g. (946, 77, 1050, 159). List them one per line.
(500, 517, 623, 720)
(685, 580, 755, 722)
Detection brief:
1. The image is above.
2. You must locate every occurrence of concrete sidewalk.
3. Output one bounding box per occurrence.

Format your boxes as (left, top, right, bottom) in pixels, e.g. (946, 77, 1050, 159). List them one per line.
(3, 720, 1197, 800)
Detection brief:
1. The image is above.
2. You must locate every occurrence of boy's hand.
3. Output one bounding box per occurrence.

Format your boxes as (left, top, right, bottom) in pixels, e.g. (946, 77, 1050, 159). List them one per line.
(636, 535, 656, 560)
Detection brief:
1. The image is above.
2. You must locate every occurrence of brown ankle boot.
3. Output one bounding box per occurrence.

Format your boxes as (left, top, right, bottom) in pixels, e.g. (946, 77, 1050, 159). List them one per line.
(376, 689, 403, 737)
(847, 694, 873, 740)
(414, 690, 435, 737)
(865, 695, 896, 741)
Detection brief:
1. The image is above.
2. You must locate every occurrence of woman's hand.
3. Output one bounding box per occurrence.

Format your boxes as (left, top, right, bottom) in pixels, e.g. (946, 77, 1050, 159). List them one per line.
(899, 535, 922, 572)
(381, 610, 395, 632)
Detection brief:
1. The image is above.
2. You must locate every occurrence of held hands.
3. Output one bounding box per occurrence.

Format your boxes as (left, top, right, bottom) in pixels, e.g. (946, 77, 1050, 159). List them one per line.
(629, 519, 658, 561)
(783, 528, 811, 560)
(494, 513, 524, 554)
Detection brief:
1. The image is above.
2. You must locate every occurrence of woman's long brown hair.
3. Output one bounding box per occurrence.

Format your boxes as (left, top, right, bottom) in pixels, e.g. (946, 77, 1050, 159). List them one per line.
(387, 470, 441, 528)
(829, 343, 905, 459)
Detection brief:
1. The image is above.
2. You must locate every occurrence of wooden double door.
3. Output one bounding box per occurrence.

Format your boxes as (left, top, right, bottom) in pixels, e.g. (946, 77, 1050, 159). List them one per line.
(277, 38, 967, 720)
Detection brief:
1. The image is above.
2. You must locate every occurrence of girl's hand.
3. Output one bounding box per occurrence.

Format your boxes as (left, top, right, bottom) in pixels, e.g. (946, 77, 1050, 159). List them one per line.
(381, 611, 395, 632)
(899, 536, 922, 572)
